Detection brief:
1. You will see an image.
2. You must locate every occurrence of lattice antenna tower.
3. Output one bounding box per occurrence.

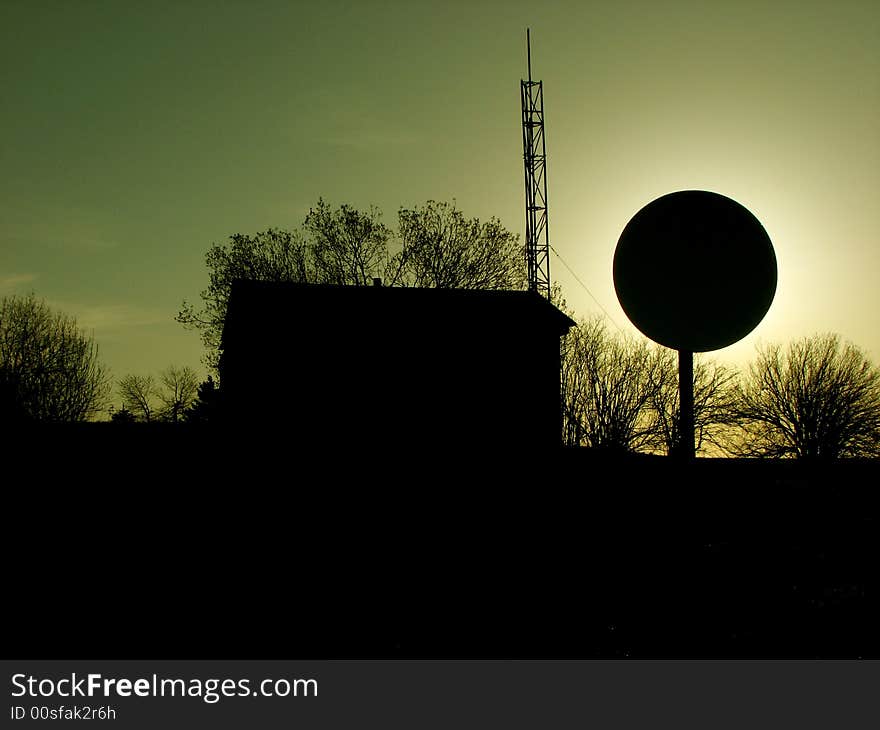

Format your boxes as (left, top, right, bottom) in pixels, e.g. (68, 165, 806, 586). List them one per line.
(521, 28, 551, 300)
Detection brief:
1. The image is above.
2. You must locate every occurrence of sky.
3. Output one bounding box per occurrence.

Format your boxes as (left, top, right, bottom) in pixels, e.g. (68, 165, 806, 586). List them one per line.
(2, 0, 878, 394)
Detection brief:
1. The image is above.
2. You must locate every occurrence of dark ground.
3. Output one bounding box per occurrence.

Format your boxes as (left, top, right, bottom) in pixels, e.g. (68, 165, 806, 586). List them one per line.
(5, 423, 878, 658)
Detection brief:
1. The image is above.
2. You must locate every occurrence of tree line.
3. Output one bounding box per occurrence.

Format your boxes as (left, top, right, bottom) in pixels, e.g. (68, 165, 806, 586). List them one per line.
(112, 368, 218, 424)
(176, 198, 525, 372)
(561, 315, 880, 459)
(2, 198, 880, 459)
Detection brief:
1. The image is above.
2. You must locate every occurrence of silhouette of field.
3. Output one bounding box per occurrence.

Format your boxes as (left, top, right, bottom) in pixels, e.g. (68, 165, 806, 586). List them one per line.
(7, 424, 878, 659)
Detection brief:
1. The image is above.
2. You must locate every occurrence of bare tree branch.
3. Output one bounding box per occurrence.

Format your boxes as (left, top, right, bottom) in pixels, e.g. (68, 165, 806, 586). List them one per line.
(158, 365, 200, 423)
(561, 316, 663, 452)
(396, 200, 525, 290)
(117, 374, 158, 422)
(731, 334, 880, 459)
(0, 293, 110, 422)
(178, 199, 524, 374)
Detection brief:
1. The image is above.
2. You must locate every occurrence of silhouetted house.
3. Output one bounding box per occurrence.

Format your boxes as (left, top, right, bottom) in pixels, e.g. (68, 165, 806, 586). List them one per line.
(220, 280, 575, 451)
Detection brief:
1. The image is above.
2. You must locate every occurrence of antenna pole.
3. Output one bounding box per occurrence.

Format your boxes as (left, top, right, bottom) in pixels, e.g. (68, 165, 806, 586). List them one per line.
(521, 29, 551, 300)
(527, 28, 532, 82)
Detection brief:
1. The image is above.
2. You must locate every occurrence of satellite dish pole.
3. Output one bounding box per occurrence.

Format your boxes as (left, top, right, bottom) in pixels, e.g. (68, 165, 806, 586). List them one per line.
(521, 28, 551, 299)
(679, 349, 695, 460)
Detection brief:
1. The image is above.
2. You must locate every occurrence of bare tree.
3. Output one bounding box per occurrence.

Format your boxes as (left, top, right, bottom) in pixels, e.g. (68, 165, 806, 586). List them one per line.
(0, 293, 110, 422)
(560, 314, 592, 447)
(117, 367, 200, 423)
(178, 199, 524, 372)
(158, 365, 199, 423)
(394, 200, 525, 290)
(561, 316, 665, 451)
(732, 334, 880, 459)
(117, 374, 158, 422)
(648, 352, 740, 455)
(304, 198, 393, 286)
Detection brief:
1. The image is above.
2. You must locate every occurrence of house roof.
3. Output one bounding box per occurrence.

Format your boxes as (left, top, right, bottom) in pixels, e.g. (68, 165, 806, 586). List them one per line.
(221, 280, 575, 349)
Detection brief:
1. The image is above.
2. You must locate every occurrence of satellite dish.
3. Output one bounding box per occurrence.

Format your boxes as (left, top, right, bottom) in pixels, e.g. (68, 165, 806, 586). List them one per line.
(613, 190, 777, 352)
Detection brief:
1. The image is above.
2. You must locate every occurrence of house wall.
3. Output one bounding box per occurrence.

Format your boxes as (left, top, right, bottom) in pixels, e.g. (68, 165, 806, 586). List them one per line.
(220, 286, 569, 452)
(224, 326, 561, 449)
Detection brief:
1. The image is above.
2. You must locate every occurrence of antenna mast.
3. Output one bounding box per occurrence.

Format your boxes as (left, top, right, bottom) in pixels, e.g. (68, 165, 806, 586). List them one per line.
(521, 28, 551, 300)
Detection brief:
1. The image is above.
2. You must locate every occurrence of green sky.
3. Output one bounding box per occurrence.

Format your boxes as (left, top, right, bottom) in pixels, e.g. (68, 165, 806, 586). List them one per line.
(2, 0, 878, 392)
